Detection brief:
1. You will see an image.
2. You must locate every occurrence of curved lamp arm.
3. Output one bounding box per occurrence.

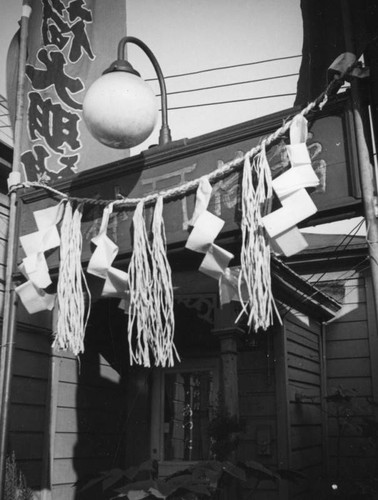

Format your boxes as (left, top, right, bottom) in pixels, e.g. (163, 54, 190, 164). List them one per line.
(105, 36, 172, 146)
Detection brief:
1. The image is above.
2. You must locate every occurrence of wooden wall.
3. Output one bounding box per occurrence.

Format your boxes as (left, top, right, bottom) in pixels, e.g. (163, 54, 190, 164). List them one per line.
(237, 338, 280, 500)
(235, 312, 326, 500)
(0, 143, 54, 496)
(51, 299, 132, 500)
(50, 349, 127, 500)
(314, 270, 378, 489)
(284, 313, 326, 498)
(7, 298, 133, 499)
(272, 311, 327, 500)
(8, 319, 51, 492)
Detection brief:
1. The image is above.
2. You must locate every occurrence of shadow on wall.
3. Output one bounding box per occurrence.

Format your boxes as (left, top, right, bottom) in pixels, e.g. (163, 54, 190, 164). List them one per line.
(72, 298, 131, 500)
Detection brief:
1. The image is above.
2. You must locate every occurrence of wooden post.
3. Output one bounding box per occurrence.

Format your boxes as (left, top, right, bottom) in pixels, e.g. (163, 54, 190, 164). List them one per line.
(342, 3, 378, 324)
(212, 303, 243, 418)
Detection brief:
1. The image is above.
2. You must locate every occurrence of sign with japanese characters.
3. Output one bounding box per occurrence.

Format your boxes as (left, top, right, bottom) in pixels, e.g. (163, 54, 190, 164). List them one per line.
(20, 0, 127, 182)
(20, 95, 362, 267)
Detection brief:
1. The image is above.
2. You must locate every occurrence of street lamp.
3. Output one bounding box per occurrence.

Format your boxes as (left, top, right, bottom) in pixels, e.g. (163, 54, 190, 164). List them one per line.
(83, 36, 172, 149)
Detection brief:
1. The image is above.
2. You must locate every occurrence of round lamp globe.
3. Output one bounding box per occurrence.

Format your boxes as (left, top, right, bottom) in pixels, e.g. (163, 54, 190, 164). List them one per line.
(83, 71, 158, 149)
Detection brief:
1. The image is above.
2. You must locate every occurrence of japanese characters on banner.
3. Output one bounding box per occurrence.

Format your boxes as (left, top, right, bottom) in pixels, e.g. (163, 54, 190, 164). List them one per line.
(17, 0, 127, 182)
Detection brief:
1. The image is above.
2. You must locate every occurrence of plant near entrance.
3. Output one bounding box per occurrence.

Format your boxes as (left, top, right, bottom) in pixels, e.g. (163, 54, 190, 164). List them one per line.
(4, 453, 33, 500)
(79, 458, 304, 499)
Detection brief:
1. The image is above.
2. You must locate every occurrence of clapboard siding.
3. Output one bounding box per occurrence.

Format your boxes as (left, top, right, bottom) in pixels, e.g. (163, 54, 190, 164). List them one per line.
(283, 313, 325, 499)
(237, 345, 279, 498)
(12, 376, 48, 405)
(58, 354, 121, 386)
(13, 348, 50, 379)
(51, 341, 128, 494)
(291, 425, 322, 449)
(50, 484, 77, 500)
(326, 319, 368, 340)
(327, 358, 371, 378)
(8, 326, 52, 488)
(317, 270, 377, 481)
(57, 380, 122, 409)
(54, 432, 121, 459)
(327, 338, 370, 358)
(52, 456, 112, 485)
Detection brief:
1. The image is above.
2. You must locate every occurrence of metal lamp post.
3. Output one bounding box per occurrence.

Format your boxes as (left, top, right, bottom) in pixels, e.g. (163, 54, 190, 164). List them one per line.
(0, 1, 32, 495)
(83, 36, 172, 149)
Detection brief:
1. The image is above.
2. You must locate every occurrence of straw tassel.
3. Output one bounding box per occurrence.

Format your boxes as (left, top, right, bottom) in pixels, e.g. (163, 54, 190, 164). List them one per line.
(54, 202, 90, 355)
(238, 143, 277, 330)
(150, 196, 179, 367)
(128, 199, 179, 367)
(127, 201, 153, 367)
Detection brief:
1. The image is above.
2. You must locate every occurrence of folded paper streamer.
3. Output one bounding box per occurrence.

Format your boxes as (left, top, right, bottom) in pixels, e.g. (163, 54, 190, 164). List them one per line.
(220, 266, 248, 305)
(102, 267, 129, 299)
(199, 244, 234, 281)
(238, 144, 278, 330)
(128, 197, 178, 368)
(185, 177, 234, 283)
(189, 175, 213, 225)
(16, 280, 55, 315)
(16, 203, 63, 314)
(186, 210, 224, 253)
(262, 115, 319, 257)
(86, 202, 129, 300)
(87, 203, 118, 278)
(185, 171, 277, 333)
(19, 252, 51, 290)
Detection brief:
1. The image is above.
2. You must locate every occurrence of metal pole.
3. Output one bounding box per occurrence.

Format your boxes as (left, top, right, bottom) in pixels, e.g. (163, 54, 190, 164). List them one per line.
(342, 2, 378, 322)
(117, 36, 172, 146)
(0, 1, 32, 493)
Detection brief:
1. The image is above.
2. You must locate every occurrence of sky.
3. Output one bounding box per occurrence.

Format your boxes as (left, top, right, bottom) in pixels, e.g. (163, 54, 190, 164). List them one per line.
(0, 0, 303, 147)
(0, 0, 366, 235)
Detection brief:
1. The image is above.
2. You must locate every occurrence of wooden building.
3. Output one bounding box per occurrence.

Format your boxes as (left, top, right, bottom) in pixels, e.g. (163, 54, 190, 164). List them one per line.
(7, 260, 341, 500)
(3, 93, 374, 500)
(287, 232, 378, 498)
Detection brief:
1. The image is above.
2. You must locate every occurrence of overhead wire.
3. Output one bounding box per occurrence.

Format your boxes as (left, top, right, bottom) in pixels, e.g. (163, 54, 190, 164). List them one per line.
(280, 219, 368, 320)
(148, 55, 302, 109)
(163, 72, 299, 97)
(167, 93, 297, 111)
(145, 54, 302, 81)
(311, 218, 366, 286)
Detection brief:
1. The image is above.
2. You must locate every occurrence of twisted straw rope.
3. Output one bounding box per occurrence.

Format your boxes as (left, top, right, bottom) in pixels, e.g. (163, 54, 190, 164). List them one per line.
(11, 99, 323, 207)
(10, 52, 358, 204)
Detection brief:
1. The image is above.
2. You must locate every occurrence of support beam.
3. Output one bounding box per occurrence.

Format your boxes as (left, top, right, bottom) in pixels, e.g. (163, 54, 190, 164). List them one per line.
(213, 303, 243, 418)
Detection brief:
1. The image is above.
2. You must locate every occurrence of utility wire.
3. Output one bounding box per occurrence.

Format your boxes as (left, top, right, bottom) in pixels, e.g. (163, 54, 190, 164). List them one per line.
(163, 72, 299, 97)
(280, 219, 367, 320)
(311, 218, 366, 286)
(146, 54, 302, 81)
(167, 92, 297, 111)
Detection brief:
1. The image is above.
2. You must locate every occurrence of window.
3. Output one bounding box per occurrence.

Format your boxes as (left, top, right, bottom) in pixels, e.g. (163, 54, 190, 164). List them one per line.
(151, 359, 219, 468)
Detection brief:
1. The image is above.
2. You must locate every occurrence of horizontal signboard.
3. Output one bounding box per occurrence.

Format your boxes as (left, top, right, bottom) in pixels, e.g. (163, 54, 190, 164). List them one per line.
(19, 93, 362, 267)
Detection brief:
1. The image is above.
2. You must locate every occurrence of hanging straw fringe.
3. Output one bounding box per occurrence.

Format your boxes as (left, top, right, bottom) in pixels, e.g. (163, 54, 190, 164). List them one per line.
(238, 142, 278, 330)
(150, 196, 179, 367)
(54, 202, 90, 355)
(128, 199, 179, 367)
(127, 201, 153, 367)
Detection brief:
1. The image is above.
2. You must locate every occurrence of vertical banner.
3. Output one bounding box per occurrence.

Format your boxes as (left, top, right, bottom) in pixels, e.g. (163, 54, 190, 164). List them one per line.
(18, 0, 128, 182)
